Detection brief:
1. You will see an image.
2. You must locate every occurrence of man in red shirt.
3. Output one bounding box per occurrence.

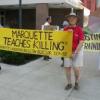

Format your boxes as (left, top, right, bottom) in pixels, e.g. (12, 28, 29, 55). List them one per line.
(64, 12, 84, 90)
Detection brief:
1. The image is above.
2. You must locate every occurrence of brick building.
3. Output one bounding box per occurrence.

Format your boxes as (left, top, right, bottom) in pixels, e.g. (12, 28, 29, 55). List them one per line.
(0, 0, 88, 29)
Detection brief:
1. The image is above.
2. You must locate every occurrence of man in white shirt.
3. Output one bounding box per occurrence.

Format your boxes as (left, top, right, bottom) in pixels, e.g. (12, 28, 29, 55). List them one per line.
(61, 20, 69, 67)
(42, 16, 52, 30)
(42, 16, 52, 61)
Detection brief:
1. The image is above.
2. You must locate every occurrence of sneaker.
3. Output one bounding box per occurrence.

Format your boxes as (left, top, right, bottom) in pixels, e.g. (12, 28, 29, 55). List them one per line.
(65, 84, 72, 90)
(43, 57, 49, 61)
(74, 82, 79, 90)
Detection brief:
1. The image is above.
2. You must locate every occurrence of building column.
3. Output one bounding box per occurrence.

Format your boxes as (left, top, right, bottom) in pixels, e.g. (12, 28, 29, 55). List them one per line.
(36, 3, 48, 29)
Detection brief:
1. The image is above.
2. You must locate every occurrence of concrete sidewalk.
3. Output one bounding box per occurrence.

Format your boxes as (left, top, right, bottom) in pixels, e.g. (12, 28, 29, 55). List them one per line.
(0, 52, 100, 100)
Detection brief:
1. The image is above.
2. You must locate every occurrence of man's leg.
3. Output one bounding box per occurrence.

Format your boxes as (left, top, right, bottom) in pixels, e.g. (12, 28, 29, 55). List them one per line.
(73, 67, 80, 90)
(64, 67, 72, 90)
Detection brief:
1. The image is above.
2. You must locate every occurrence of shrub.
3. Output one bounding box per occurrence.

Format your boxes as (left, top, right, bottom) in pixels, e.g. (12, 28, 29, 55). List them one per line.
(0, 50, 41, 65)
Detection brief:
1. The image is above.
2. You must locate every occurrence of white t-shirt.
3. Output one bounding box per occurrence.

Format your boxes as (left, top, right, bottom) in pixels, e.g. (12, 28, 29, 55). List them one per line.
(41, 22, 50, 30)
(41, 22, 59, 31)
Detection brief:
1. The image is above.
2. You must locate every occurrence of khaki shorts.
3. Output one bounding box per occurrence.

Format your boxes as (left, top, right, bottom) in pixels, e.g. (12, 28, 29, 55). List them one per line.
(64, 48, 84, 67)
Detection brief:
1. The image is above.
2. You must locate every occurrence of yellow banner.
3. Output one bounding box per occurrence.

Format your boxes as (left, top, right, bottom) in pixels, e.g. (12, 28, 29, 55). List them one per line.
(84, 34, 100, 52)
(0, 28, 73, 58)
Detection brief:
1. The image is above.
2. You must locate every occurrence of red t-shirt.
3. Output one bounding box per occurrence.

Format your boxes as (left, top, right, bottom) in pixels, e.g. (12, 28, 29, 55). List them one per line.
(64, 26, 84, 52)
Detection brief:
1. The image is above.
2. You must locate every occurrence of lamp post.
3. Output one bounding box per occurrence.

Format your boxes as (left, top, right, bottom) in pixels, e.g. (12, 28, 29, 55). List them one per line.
(19, 0, 22, 28)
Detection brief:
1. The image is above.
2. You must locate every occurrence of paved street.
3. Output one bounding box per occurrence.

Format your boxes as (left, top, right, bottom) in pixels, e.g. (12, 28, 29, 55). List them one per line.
(0, 52, 100, 100)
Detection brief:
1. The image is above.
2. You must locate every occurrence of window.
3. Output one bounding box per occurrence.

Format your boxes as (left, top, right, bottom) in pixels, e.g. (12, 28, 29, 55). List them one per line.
(0, 11, 5, 26)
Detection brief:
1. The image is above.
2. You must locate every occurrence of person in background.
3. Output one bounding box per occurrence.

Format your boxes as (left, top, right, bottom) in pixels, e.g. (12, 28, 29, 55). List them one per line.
(42, 16, 52, 61)
(63, 20, 69, 28)
(61, 20, 69, 67)
(64, 12, 84, 90)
